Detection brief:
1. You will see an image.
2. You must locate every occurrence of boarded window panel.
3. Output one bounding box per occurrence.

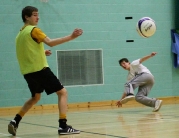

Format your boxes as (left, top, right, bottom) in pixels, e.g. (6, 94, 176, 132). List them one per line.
(57, 49, 103, 86)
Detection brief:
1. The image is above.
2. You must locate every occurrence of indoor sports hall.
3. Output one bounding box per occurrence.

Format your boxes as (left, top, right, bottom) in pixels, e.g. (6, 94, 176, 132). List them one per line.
(1, 0, 179, 138)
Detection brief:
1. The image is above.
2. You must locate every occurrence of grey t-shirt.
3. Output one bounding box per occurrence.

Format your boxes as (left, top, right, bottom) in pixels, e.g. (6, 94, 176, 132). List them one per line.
(127, 59, 152, 81)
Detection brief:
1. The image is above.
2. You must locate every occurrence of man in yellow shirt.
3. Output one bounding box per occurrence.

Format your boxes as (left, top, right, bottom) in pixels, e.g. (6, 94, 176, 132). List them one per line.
(8, 6, 83, 136)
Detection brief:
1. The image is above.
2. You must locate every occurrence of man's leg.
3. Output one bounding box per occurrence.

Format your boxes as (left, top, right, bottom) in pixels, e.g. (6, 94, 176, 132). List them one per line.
(20, 93, 41, 114)
(135, 84, 156, 107)
(56, 88, 80, 135)
(8, 93, 41, 136)
(135, 73, 156, 107)
(136, 85, 162, 112)
(124, 82, 135, 96)
(120, 75, 142, 104)
(134, 73, 162, 111)
(121, 73, 155, 104)
(56, 88, 67, 128)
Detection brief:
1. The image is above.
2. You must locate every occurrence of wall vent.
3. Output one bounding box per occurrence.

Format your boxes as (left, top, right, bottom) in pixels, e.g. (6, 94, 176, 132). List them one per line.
(56, 49, 103, 86)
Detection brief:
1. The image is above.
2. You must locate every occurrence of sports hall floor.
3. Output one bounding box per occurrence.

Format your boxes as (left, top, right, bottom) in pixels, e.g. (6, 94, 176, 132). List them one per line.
(0, 104, 179, 138)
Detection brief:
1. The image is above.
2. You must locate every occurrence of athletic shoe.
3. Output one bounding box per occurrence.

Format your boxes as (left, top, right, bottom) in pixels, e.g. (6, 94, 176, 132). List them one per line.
(120, 94, 135, 104)
(153, 100, 162, 112)
(58, 126, 80, 135)
(8, 120, 18, 136)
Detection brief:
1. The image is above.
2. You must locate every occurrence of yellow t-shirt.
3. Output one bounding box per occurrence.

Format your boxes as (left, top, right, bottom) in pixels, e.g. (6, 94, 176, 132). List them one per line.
(31, 27, 47, 43)
(21, 25, 47, 43)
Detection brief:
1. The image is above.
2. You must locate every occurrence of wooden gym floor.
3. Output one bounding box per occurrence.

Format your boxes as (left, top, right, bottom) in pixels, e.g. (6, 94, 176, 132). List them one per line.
(0, 103, 179, 138)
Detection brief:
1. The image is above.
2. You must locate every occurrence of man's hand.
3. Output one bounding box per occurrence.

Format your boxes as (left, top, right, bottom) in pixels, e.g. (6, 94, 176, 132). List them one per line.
(116, 100, 122, 107)
(45, 50, 52, 56)
(71, 28, 83, 39)
(150, 52, 157, 57)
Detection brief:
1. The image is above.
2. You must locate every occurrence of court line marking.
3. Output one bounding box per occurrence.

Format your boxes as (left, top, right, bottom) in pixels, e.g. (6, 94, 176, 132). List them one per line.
(17, 130, 127, 138)
(0, 119, 128, 138)
(70, 111, 179, 120)
(8, 119, 179, 138)
(3, 121, 128, 138)
(1, 106, 179, 138)
(1, 112, 179, 128)
(1, 111, 179, 125)
(3, 119, 179, 138)
(0, 132, 21, 138)
(17, 130, 57, 136)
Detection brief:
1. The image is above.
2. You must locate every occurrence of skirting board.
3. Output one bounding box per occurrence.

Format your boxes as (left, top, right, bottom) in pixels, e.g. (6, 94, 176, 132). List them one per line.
(0, 96, 179, 116)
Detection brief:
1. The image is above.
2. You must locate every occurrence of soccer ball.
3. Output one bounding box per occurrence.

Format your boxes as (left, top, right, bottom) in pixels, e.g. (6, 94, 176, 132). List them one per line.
(136, 17, 156, 38)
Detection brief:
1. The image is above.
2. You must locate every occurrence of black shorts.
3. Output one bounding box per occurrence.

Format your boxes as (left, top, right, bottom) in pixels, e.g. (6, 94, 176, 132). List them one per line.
(24, 67, 64, 97)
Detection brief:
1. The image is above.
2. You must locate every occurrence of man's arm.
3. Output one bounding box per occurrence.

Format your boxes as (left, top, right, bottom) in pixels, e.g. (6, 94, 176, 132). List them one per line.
(139, 52, 157, 63)
(43, 28, 83, 47)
